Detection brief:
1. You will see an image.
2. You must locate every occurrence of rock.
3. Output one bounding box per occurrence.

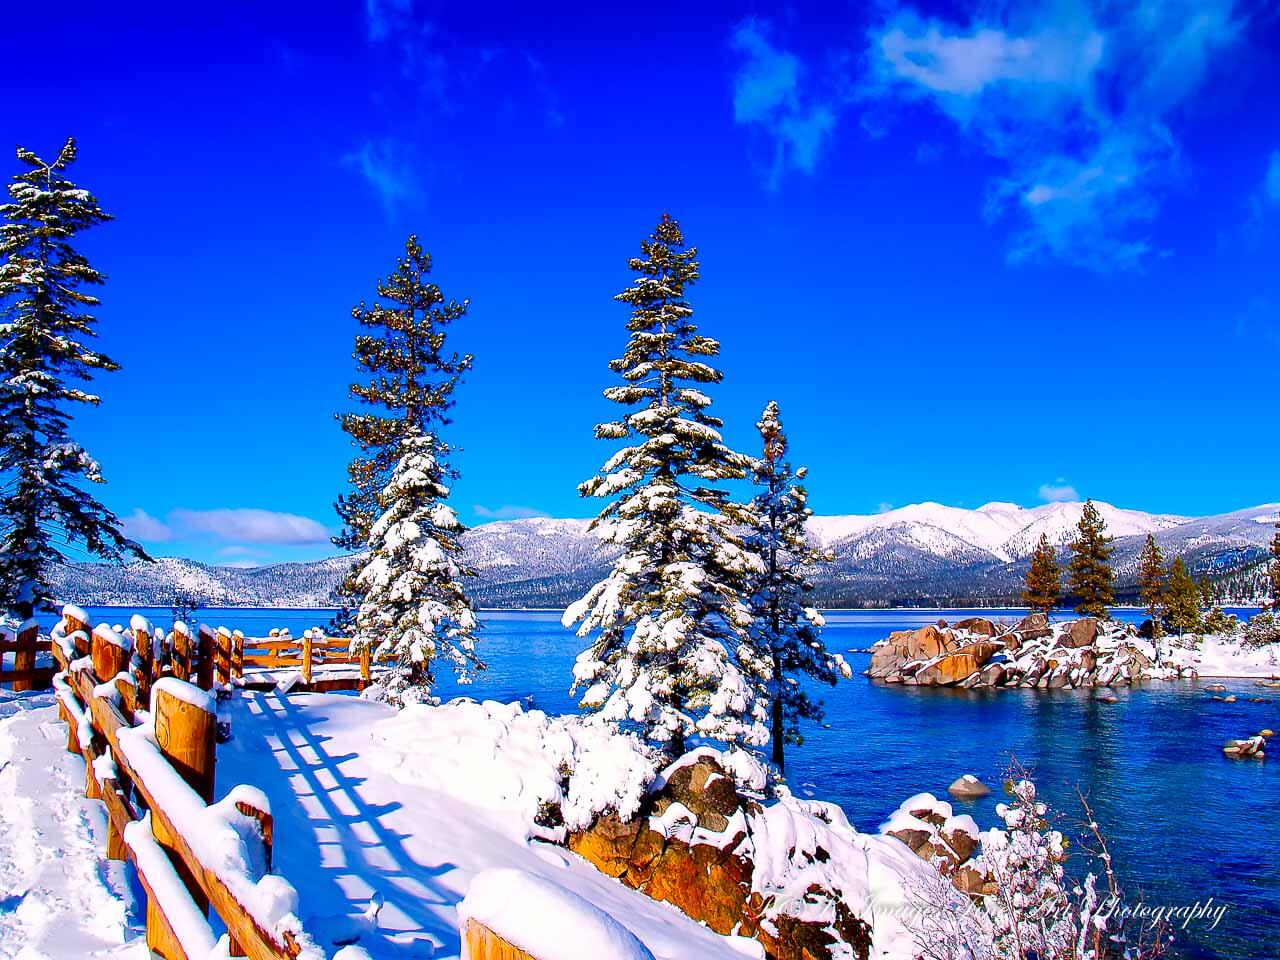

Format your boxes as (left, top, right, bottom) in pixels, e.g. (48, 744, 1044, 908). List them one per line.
(1096, 692, 1118, 704)
(1223, 695, 1237, 703)
(867, 625, 956, 679)
(954, 864, 997, 897)
(980, 662, 1006, 686)
(954, 616, 999, 637)
(915, 652, 981, 686)
(1062, 618, 1099, 648)
(1261, 729, 1275, 737)
(651, 755, 741, 833)
(947, 775, 990, 800)
(1014, 612, 1052, 641)
(1204, 683, 1228, 692)
(941, 819, 979, 863)
(1222, 736, 1266, 758)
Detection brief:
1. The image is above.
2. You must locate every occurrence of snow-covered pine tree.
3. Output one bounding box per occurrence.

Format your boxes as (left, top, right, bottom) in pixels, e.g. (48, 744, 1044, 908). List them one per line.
(352, 429, 480, 706)
(1022, 532, 1061, 616)
(745, 401, 849, 773)
(0, 139, 147, 617)
(1067, 500, 1114, 619)
(563, 213, 766, 757)
(334, 236, 473, 628)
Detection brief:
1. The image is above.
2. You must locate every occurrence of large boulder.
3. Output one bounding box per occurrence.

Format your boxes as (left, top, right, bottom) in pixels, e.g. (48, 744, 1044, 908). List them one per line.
(1014, 612, 1052, 641)
(1062, 618, 1099, 648)
(955, 616, 999, 637)
(915, 652, 981, 686)
(868, 624, 957, 679)
(947, 775, 991, 800)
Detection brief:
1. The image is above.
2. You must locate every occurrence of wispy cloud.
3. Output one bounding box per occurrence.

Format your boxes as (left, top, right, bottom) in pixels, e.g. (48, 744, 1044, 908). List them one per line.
(124, 508, 331, 545)
(729, 19, 837, 189)
(122, 508, 172, 543)
(342, 140, 419, 214)
(1266, 151, 1280, 204)
(865, 0, 1242, 269)
(474, 504, 550, 521)
(1038, 480, 1079, 503)
(365, 0, 413, 43)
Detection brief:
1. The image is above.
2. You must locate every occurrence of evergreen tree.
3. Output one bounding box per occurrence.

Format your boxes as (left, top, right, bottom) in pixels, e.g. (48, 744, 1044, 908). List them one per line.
(563, 214, 766, 757)
(745, 401, 850, 773)
(1067, 500, 1114, 619)
(0, 139, 147, 617)
(334, 237, 472, 628)
(1161, 556, 1203, 636)
(1022, 533, 1061, 616)
(352, 429, 480, 706)
(1270, 521, 1280, 608)
(1135, 534, 1166, 635)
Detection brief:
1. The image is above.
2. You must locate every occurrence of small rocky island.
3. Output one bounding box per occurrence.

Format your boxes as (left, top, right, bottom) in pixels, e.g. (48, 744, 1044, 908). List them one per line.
(866, 614, 1197, 689)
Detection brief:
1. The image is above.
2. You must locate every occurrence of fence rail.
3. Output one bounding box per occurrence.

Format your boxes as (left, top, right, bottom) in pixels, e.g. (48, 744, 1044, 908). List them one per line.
(1, 619, 55, 690)
(50, 606, 320, 959)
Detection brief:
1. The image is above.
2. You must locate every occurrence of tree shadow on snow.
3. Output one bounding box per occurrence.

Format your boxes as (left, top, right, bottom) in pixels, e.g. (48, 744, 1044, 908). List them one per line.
(229, 691, 461, 958)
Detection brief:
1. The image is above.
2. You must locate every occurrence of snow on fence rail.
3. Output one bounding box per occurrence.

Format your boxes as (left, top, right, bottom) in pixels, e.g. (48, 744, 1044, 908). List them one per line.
(50, 605, 325, 959)
(0, 618, 54, 690)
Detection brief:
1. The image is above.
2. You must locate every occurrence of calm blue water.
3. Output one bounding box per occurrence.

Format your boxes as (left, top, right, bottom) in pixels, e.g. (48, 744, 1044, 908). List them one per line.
(42, 606, 1276, 960)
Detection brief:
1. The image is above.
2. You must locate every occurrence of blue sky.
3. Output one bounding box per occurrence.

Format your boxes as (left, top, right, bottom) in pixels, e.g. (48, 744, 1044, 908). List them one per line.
(4, 0, 1279, 566)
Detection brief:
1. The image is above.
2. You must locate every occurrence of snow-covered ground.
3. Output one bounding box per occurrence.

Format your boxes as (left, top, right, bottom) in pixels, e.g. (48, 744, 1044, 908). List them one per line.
(0, 689, 766, 960)
(1184, 634, 1280, 678)
(0, 692, 146, 959)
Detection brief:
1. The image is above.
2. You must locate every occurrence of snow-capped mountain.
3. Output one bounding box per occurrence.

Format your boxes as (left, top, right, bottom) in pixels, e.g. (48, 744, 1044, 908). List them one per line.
(52, 501, 1277, 609)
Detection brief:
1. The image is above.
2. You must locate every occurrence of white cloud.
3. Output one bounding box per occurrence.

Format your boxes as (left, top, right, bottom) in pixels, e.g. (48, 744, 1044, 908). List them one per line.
(124, 508, 330, 545)
(342, 140, 419, 214)
(122, 508, 172, 543)
(1267, 151, 1280, 204)
(876, 502, 895, 514)
(864, 0, 1242, 269)
(474, 504, 550, 521)
(729, 20, 838, 188)
(1038, 480, 1080, 502)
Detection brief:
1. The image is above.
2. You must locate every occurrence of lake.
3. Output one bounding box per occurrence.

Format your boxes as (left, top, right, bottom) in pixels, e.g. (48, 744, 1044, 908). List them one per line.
(40, 606, 1276, 960)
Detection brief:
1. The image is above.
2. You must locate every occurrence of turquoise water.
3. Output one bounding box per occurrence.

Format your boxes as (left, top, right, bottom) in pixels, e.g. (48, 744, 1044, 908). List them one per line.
(43, 606, 1276, 959)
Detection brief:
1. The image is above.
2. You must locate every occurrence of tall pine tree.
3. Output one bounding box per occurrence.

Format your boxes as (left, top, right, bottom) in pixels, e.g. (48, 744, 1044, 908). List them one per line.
(1270, 521, 1280, 608)
(351, 429, 480, 706)
(1136, 534, 1166, 635)
(563, 214, 766, 757)
(334, 237, 472, 627)
(745, 401, 850, 773)
(1067, 500, 1114, 619)
(0, 139, 146, 617)
(1161, 556, 1203, 636)
(1022, 533, 1061, 616)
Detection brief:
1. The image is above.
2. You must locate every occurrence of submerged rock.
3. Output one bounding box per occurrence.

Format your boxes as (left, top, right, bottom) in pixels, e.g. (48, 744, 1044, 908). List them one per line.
(1222, 736, 1266, 758)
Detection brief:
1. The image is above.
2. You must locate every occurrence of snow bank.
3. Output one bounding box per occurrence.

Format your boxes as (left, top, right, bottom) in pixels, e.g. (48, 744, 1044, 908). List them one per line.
(458, 868, 656, 960)
(371, 698, 658, 841)
(125, 815, 220, 959)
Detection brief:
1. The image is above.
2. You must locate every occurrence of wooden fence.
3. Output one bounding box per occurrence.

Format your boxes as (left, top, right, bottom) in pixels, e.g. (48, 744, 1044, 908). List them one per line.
(51, 607, 321, 959)
(1, 619, 54, 690)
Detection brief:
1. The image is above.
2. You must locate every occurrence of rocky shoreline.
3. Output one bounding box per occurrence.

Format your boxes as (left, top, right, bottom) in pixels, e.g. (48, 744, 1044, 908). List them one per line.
(866, 613, 1198, 689)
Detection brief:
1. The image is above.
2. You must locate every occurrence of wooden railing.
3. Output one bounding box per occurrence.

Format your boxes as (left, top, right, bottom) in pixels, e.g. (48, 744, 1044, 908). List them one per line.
(50, 606, 324, 959)
(1, 618, 54, 691)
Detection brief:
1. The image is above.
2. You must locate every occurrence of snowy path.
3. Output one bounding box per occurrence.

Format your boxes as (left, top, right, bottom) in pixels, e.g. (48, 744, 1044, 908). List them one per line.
(222, 691, 756, 960)
(0, 695, 145, 960)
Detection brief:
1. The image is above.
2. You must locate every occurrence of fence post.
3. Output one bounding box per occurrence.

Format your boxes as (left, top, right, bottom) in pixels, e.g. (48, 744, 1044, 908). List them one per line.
(232, 631, 244, 683)
(64, 608, 91, 658)
(171, 625, 191, 683)
(196, 625, 216, 691)
(151, 681, 216, 924)
(302, 630, 314, 687)
(360, 644, 371, 690)
(215, 627, 232, 686)
(13, 619, 38, 692)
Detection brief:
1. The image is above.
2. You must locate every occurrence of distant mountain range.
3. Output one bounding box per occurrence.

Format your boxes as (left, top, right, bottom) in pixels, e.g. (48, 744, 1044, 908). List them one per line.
(52, 501, 1278, 610)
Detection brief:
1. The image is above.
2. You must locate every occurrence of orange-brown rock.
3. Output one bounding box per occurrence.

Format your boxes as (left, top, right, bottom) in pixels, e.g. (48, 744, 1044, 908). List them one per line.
(568, 756, 873, 960)
(955, 616, 999, 637)
(915, 652, 980, 686)
(1063, 618, 1099, 648)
